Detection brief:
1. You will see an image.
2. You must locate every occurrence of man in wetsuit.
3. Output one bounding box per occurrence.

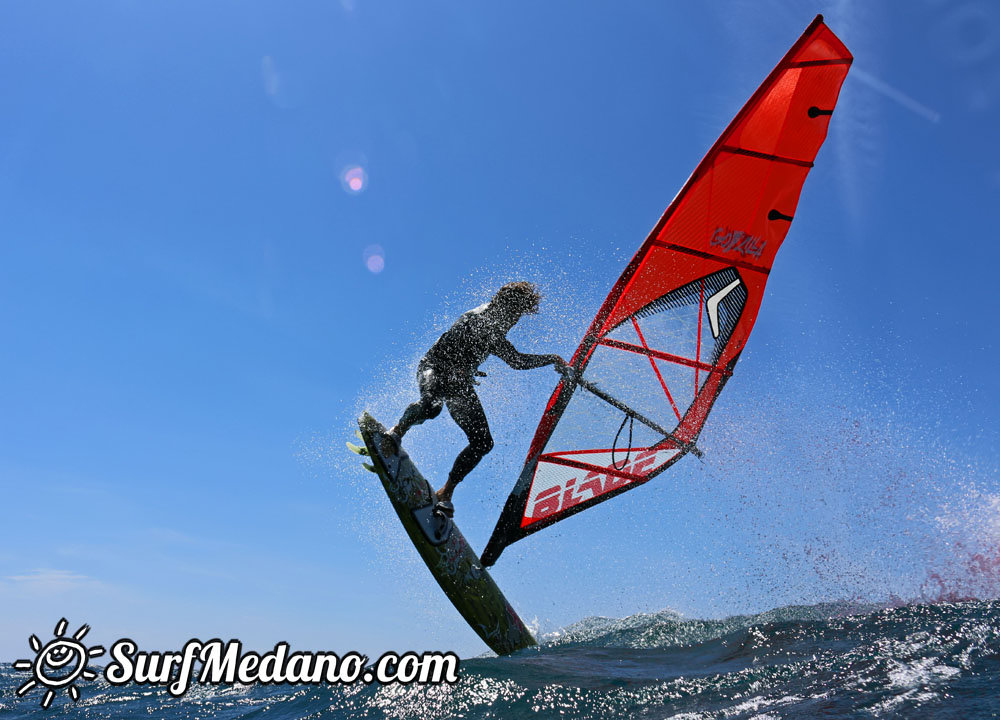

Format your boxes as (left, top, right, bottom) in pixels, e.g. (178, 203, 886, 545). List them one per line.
(388, 281, 567, 515)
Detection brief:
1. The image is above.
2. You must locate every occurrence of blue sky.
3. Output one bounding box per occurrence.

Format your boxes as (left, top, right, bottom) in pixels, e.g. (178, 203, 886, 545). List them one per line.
(2, 1, 999, 660)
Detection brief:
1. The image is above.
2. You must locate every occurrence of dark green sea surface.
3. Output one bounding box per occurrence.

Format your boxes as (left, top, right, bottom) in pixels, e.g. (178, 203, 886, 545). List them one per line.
(2, 601, 998, 719)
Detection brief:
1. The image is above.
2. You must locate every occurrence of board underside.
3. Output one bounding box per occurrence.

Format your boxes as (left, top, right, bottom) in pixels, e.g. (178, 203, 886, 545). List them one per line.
(356, 412, 536, 656)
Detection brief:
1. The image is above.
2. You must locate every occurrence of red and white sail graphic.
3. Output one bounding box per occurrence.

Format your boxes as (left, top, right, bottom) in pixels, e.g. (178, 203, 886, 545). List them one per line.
(481, 15, 852, 566)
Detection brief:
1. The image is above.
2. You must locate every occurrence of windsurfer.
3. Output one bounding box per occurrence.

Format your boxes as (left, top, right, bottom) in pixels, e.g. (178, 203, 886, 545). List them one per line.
(388, 281, 568, 515)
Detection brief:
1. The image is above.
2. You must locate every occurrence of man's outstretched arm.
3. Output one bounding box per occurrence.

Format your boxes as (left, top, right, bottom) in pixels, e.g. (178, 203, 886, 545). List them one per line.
(494, 338, 565, 371)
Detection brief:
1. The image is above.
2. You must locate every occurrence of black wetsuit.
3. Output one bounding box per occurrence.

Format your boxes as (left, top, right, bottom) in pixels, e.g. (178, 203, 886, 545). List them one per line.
(394, 303, 560, 488)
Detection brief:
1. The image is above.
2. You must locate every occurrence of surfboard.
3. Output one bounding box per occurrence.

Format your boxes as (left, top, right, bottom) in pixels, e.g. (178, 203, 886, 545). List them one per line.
(350, 412, 536, 656)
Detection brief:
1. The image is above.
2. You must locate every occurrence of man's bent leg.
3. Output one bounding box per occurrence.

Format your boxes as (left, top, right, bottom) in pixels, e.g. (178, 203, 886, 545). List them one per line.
(388, 365, 444, 442)
(389, 394, 442, 441)
(438, 388, 493, 503)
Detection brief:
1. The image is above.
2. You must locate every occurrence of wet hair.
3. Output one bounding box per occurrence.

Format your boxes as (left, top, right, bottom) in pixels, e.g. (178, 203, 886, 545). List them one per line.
(492, 281, 542, 316)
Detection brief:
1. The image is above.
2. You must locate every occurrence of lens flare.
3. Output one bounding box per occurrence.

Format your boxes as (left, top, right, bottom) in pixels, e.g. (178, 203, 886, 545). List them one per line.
(342, 165, 367, 194)
(363, 245, 385, 274)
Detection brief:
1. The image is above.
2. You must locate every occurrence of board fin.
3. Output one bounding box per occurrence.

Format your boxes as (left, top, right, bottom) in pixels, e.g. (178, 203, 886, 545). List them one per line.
(346, 441, 369, 456)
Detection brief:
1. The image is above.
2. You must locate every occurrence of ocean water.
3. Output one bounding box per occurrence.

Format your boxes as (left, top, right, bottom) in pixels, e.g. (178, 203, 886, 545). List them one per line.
(2, 600, 998, 719)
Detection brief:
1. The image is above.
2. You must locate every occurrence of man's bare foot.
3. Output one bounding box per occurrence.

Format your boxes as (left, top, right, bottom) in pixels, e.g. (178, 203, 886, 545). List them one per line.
(435, 485, 455, 504)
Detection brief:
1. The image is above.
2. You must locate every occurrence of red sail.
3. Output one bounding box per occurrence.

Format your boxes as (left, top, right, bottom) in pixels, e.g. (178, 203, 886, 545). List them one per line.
(481, 16, 852, 566)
